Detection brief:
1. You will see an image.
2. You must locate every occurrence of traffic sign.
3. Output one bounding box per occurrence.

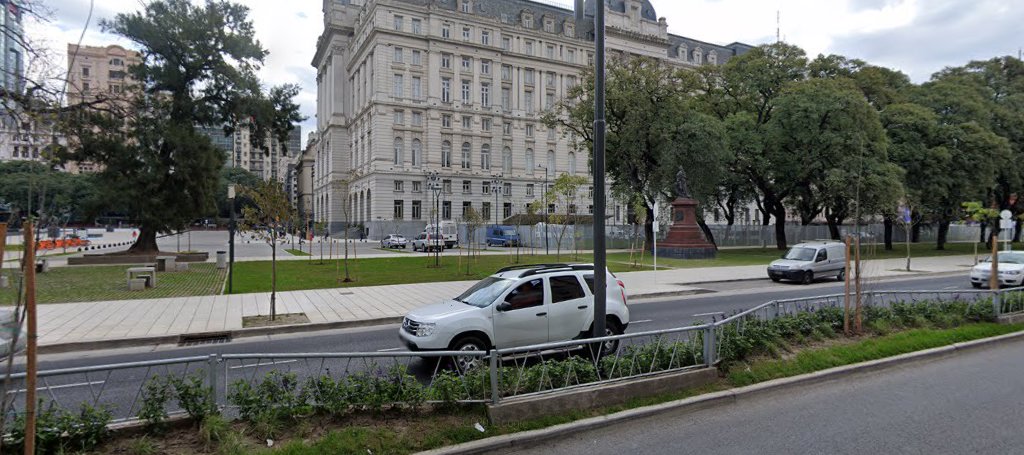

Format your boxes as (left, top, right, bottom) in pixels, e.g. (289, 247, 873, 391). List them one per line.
(900, 206, 911, 223)
(1000, 219, 1014, 230)
(1000, 210, 1012, 220)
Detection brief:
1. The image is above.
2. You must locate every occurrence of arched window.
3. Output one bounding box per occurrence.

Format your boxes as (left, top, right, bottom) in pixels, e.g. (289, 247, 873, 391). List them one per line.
(481, 143, 491, 170)
(411, 139, 422, 167)
(568, 152, 576, 174)
(708, 50, 718, 65)
(546, 150, 556, 176)
(678, 44, 688, 62)
(502, 147, 512, 174)
(393, 137, 403, 165)
(693, 47, 703, 65)
(461, 142, 471, 169)
(525, 148, 535, 175)
(441, 141, 452, 168)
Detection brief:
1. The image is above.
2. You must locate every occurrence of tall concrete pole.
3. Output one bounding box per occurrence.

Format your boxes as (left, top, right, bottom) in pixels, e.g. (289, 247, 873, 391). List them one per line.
(592, 0, 608, 342)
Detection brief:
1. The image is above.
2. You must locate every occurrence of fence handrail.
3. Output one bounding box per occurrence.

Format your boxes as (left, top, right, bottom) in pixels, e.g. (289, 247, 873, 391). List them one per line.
(220, 351, 486, 360)
(3, 355, 211, 380)
(494, 323, 710, 356)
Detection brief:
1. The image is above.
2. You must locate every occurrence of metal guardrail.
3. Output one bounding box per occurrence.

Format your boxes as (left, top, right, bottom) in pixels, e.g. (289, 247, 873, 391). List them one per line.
(2, 287, 1022, 423)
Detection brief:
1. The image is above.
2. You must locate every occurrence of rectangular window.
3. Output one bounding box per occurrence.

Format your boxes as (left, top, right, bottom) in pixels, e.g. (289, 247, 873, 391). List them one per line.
(411, 18, 422, 34)
(525, 69, 535, 85)
(442, 201, 452, 220)
(394, 180, 405, 192)
(441, 78, 451, 103)
(82, 67, 90, 76)
(461, 80, 471, 103)
(503, 182, 512, 196)
(412, 76, 422, 99)
(462, 115, 472, 129)
(393, 47, 403, 63)
(501, 64, 512, 81)
(412, 200, 422, 219)
(548, 203, 555, 214)
(548, 127, 556, 140)
(566, 75, 577, 89)
(545, 93, 555, 109)
(503, 202, 512, 219)
(461, 0, 470, 12)
(441, 53, 452, 68)
(524, 40, 534, 55)
(482, 202, 491, 220)
(442, 179, 452, 194)
(501, 36, 511, 51)
(501, 87, 511, 110)
(394, 15, 403, 31)
(588, 205, 594, 214)
(482, 181, 491, 194)
(546, 72, 555, 88)
(481, 117, 492, 131)
(481, 83, 490, 107)
(526, 184, 534, 197)
(462, 201, 472, 218)
(462, 26, 471, 41)
(394, 110, 404, 125)
(481, 30, 490, 45)
(411, 50, 422, 65)
(461, 56, 472, 70)
(526, 124, 534, 137)
(503, 122, 512, 135)
(546, 45, 555, 59)
(393, 74, 403, 97)
(412, 181, 422, 192)
(394, 200, 404, 219)
(567, 49, 575, 63)
(481, 60, 491, 75)
(463, 180, 472, 193)
(525, 90, 534, 113)
(412, 111, 423, 126)
(442, 23, 451, 39)
(442, 114, 452, 128)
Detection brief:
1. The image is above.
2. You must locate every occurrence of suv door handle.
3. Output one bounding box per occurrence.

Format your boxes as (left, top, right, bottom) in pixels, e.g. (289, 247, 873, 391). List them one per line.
(577, 305, 587, 309)
(536, 312, 547, 317)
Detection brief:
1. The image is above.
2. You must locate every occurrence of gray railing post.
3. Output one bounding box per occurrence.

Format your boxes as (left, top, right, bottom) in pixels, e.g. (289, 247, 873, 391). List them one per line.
(993, 289, 1002, 317)
(207, 354, 221, 409)
(489, 351, 500, 405)
(703, 325, 716, 366)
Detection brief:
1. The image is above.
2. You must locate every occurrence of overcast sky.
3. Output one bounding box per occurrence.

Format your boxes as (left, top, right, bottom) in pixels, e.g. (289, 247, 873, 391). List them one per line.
(34, 0, 1024, 147)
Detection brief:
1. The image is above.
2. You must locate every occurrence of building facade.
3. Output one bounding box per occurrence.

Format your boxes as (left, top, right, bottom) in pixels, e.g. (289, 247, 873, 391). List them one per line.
(0, 0, 24, 94)
(199, 124, 303, 183)
(65, 44, 142, 107)
(312, 0, 751, 234)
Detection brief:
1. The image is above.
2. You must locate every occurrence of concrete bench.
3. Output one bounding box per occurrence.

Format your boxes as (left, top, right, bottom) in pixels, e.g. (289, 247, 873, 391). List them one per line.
(35, 258, 49, 273)
(127, 278, 147, 291)
(155, 256, 176, 272)
(174, 262, 189, 272)
(126, 266, 156, 288)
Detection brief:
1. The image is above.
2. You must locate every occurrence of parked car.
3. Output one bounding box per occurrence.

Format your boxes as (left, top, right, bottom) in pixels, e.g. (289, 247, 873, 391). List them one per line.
(485, 225, 520, 247)
(411, 233, 444, 252)
(380, 234, 407, 249)
(970, 252, 1024, 288)
(767, 241, 847, 284)
(399, 264, 630, 370)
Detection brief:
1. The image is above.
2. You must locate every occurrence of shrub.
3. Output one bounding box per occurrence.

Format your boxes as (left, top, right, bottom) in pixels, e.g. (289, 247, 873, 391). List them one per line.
(168, 371, 218, 423)
(6, 402, 112, 453)
(138, 376, 173, 430)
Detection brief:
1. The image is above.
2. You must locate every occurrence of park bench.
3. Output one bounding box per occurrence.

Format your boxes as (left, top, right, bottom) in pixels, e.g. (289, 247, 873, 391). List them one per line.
(155, 256, 177, 272)
(126, 266, 156, 289)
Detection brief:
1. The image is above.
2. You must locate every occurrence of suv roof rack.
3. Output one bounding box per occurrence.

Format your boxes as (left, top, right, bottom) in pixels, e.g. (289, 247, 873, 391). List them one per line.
(496, 263, 570, 273)
(495, 263, 596, 277)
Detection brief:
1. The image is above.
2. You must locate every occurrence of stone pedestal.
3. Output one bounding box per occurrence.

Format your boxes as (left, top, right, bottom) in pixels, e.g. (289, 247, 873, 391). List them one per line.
(656, 198, 716, 259)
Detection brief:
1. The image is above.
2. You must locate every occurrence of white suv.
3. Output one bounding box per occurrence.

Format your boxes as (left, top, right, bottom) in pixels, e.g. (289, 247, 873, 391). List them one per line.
(399, 264, 630, 367)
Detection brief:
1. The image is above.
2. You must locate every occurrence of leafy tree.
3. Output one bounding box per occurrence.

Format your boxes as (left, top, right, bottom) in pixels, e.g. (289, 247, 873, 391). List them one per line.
(545, 173, 588, 260)
(544, 56, 729, 249)
(0, 161, 103, 226)
(239, 180, 296, 321)
(215, 167, 262, 219)
(59, 0, 302, 253)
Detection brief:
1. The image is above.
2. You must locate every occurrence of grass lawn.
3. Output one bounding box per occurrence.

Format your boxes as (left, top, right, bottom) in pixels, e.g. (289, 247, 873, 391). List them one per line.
(284, 248, 310, 256)
(2, 244, 23, 251)
(0, 262, 226, 304)
(91, 322, 1020, 454)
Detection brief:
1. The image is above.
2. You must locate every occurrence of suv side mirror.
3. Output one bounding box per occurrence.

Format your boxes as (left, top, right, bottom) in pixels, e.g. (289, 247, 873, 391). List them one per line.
(496, 302, 512, 312)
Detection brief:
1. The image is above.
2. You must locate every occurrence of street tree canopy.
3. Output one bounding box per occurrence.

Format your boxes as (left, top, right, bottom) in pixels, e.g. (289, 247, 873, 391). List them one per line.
(59, 0, 302, 252)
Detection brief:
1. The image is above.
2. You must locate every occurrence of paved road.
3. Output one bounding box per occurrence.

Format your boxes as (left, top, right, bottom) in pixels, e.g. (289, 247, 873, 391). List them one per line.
(505, 337, 1024, 455)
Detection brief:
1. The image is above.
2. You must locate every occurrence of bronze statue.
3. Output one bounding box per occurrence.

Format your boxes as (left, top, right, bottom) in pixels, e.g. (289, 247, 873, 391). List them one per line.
(675, 168, 691, 199)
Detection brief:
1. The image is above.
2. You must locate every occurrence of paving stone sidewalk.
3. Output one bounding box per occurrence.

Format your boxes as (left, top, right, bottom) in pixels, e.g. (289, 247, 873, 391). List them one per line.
(30, 254, 976, 350)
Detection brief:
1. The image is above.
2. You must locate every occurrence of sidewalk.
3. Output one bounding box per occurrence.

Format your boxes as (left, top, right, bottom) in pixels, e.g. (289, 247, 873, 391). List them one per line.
(28, 254, 977, 352)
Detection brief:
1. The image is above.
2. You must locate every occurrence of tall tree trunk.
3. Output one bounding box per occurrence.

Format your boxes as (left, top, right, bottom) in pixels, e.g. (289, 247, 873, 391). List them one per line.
(825, 211, 841, 240)
(936, 220, 950, 250)
(772, 203, 788, 250)
(979, 222, 988, 244)
(644, 204, 655, 253)
(696, 216, 717, 249)
(127, 226, 159, 253)
(911, 222, 921, 243)
(883, 217, 893, 251)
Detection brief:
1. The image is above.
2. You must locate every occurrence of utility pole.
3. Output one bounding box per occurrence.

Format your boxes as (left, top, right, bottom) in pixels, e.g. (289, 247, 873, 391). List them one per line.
(23, 221, 37, 455)
(228, 184, 236, 294)
(592, 0, 608, 342)
(540, 165, 549, 255)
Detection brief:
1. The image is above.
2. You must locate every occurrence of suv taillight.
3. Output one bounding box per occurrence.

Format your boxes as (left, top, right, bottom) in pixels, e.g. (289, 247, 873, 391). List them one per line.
(616, 279, 627, 306)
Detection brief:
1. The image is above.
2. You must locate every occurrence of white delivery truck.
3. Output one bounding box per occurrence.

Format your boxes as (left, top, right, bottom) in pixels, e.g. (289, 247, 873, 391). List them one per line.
(424, 221, 459, 249)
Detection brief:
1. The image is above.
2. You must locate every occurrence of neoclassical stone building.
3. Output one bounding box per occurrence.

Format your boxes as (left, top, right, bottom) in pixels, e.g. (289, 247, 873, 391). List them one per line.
(311, 0, 751, 233)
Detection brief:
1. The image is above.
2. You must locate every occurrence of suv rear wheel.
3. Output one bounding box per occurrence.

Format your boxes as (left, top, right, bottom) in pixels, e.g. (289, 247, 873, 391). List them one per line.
(587, 318, 623, 358)
(448, 335, 487, 372)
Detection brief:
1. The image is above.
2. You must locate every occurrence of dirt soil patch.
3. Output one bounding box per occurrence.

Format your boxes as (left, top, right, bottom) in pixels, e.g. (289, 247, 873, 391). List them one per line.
(242, 312, 310, 328)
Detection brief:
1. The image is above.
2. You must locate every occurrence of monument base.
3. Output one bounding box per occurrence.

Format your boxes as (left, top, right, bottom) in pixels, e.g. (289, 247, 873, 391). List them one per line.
(656, 245, 717, 260)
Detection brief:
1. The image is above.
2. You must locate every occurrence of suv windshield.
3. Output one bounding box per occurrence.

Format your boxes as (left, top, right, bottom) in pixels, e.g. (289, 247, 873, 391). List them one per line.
(784, 247, 817, 261)
(502, 230, 517, 236)
(455, 277, 514, 307)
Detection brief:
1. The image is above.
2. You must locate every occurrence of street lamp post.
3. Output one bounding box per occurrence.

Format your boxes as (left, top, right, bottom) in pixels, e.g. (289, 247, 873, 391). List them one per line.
(538, 165, 549, 255)
(491, 176, 502, 229)
(427, 171, 441, 267)
(227, 184, 236, 294)
(592, 0, 608, 341)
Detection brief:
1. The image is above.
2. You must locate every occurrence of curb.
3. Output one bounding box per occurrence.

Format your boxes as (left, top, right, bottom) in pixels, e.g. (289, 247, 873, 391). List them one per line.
(417, 329, 1024, 455)
(38, 316, 404, 355)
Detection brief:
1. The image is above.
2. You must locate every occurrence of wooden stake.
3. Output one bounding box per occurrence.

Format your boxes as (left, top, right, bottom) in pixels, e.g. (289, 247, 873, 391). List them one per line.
(844, 235, 851, 336)
(0, 223, 7, 273)
(855, 235, 863, 335)
(23, 221, 37, 455)
(991, 230, 999, 291)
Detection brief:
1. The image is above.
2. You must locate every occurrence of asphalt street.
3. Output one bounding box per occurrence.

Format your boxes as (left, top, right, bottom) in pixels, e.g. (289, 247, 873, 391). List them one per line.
(504, 336, 1024, 455)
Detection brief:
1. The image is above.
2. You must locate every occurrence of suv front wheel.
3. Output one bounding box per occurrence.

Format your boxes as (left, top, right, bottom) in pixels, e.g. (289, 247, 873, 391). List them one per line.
(448, 335, 488, 372)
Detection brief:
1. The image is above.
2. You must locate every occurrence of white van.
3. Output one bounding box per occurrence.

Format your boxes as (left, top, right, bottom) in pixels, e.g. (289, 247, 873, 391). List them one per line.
(424, 221, 458, 249)
(767, 241, 847, 284)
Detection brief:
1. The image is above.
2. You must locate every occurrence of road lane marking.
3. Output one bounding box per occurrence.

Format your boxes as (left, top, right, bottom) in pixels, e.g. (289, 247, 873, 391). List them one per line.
(377, 348, 401, 352)
(8, 380, 105, 394)
(229, 359, 298, 370)
(631, 319, 653, 324)
(692, 312, 725, 317)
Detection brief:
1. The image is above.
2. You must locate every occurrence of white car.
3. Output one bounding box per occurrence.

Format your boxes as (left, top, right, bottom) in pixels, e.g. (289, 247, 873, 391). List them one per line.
(399, 264, 630, 369)
(380, 234, 407, 249)
(970, 252, 1024, 288)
